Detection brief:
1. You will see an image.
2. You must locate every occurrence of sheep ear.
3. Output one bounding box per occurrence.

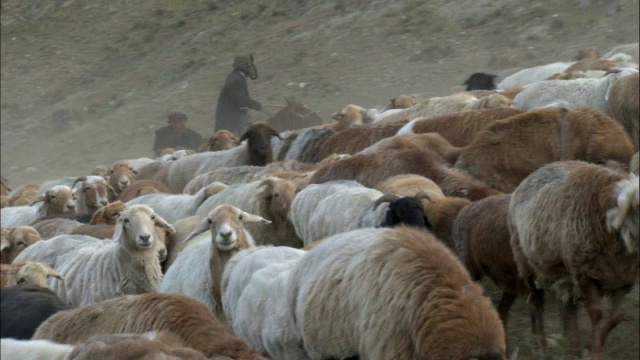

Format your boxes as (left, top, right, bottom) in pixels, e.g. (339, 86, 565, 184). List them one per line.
(72, 177, 87, 190)
(131, 168, 139, 175)
(1, 238, 11, 251)
(29, 196, 47, 206)
(184, 219, 209, 242)
(48, 269, 64, 281)
(153, 214, 175, 234)
(113, 218, 125, 242)
(241, 211, 271, 225)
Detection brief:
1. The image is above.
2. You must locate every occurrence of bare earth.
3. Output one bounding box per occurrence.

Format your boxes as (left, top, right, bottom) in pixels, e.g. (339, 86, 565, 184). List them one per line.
(1, 1, 638, 359)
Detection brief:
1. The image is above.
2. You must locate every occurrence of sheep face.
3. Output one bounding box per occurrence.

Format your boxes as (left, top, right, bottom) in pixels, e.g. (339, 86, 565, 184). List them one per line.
(239, 122, 282, 166)
(113, 205, 175, 251)
(374, 195, 430, 229)
(108, 161, 139, 193)
(257, 178, 296, 222)
(389, 94, 417, 109)
(463, 72, 497, 91)
(14, 261, 63, 287)
(31, 186, 77, 216)
(204, 130, 240, 151)
(1, 226, 42, 264)
(606, 174, 640, 254)
(73, 176, 115, 212)
(184, 205, 270, 251)
(90, 201, 126, 225)
(332, 104, 366, 127)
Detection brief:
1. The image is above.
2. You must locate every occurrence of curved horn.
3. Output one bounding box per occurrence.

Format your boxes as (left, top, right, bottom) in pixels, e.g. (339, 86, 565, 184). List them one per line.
(415, 191, 435, 203)
(269, 128, 282, 140)
(241, 211, 271, 225)
(238, 130, 249, 143)
(29, 196, 48, 206)
(72, 176, 87, 190)
(48, 269, 64, 281)
(373, 194, 400, 210)
(258, 178, 276, 191)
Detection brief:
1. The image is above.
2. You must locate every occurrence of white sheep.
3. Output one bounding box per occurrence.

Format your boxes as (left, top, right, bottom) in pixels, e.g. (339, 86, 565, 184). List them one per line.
(497, 61, 576, 90)
(0, 338, 75, 360)
(0, 261, 63, 288)
(1, 186, 77, 227)
(222, 246, 307, 359)
(289, 180, 428, 245)
(160, 205, 269, 319)
(13, 204, 174, 306)
(511, 68, 639, 113)
(71, 176, 115, 214)
(287, 226, 506, 359)
(125, 182, 221, 223)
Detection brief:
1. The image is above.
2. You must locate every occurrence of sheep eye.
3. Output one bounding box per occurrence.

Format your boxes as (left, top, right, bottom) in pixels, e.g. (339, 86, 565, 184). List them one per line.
(123, 218, 130, 223)
(84, 187, 91, 192)
(49, 195, 56, 199)
(238, 215, 243, 220)
(207, 219, 213, 224)
(16, 242, 25, 247)
(274, 193, 279, 197)
(17, 278, 26, 284)
(151, 215, 156, 220)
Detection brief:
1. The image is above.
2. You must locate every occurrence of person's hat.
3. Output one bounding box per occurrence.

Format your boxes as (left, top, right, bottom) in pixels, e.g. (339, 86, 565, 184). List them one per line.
(167, 110, 187, 122)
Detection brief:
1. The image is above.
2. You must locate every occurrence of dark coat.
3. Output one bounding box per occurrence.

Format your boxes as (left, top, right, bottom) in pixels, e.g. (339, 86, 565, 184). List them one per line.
(153, 125, 203, 156)
(215, 70, 262, 136)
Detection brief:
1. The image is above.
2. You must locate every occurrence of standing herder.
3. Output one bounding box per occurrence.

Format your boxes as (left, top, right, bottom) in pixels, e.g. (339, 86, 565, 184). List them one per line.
(214, 54, 263, 136)
(152, 110, 204, 156)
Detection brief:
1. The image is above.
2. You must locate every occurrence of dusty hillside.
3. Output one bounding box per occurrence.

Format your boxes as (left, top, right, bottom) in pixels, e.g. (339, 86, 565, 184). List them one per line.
(1, 0, 638, 186)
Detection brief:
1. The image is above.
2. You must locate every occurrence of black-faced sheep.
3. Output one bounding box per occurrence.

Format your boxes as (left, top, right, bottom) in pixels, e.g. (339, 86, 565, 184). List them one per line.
(509, 161, 639, 359)
(32, 293, 265, 359)
(288, 226, 506, 359)
(454, 107, 635, 192)
(463, 72, 497, 90)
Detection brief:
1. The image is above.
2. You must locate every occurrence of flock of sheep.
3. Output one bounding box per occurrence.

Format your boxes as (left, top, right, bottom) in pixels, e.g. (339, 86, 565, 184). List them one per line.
(0, 41, 638, 360)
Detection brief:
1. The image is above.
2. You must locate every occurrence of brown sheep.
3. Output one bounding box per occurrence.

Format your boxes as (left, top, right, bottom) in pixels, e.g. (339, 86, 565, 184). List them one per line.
(452, 194, 544, 350)
(316, 120, 408, 160)
(455, 107, 635, 192)
(359, 132, 463, 164)
(89, 201, 126, 225)
(328, 104, 367, 130)
(31, 218, 84, 239)
(388, 94, 417, 109)
(6, 183, 40, 207)
(545, 70, 589, 80)
(397, 107, 524, 147)
(71, 176, 116, 215)
(310, 147, 501, 201)
(117, 179, 172, 202)
(91, 165, 109, 177)
(200, 129, 240, 152)
(32, 293, 264, 359)
(564, 58, 619, 73)
(106, 160, 139, 197)
(573, 47, 600, 60)
(509, 161, 639, 359)
(1, 226, 42, 264)
(1, 261, 63, 288)
(607, 71, 639, 150)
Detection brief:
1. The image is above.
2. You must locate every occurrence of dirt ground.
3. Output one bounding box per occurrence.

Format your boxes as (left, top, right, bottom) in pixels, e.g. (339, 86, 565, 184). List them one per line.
(1, 0, 638, 358)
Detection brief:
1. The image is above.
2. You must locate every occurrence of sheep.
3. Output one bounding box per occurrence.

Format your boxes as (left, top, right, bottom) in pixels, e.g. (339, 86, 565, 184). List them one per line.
(0, 338, 75, 360)
(161, 214, 206, 271)
(290, 180, 430, 245)
(221, 246, 308, 359)
(32, 293, 264, 359)
(91, 165, 109, 177)
(451, 194, 543, 345)
(195, 178, 302, 248)
(165, 122, 282, 192)
(454, 107, 635, 193)
(310, 147, 501, 201)
(200, 129, 240, 152)
(508, 161, 639, 359)
(126, 182, 222, 224)
(121, 157, 155, 171)
(316, 120, 408, 160)
(117, 179, 172, 202)
(388, 94, 417, 109)
(607, 71, 639, 150)
(545, 70, 589, 80)
(106, 160, 139, 196)
(70, 176, 115, 215)
(563, 58, 620, 73)
(573, 47, 600, 61)
(496, 61, 576, 89)
(88, 200, 126, 225)
(463, 72, 497, 90)
(603, 42, 639, 64)
(1, 176, 11, 195)
(13, 204, 175, 306)
(6, 183, 39, 206)
(287, 226, 506, 359)
(1, 226, 42, 264)
(37, 177, 78, 195)
(1, 285, 71, 340)
(31, 218, 84, 239)
(66, 332, 208, 360)
(511, 68, 639, 114)
(374, 174, 445, 200)
(358, 132, 463, 164)
(282, 128, 337, 163)
(1, 261, 63, 288)
(631, 152, 639, 175)
(1, 185, 77, 227)
(160, 205, 269, 319)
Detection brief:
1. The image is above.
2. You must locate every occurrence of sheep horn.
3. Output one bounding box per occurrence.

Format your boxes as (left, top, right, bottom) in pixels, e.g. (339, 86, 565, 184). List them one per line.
(241, 211, 272, 225)
(48, 269, 64, 281)
(269, 128, 282, 140)
(238, 131, 249, 143)
(415, 191, 434, 203)
(72, 176, 87, 190)
(373, 194, 400, 210)
(29, 196, 47, 206)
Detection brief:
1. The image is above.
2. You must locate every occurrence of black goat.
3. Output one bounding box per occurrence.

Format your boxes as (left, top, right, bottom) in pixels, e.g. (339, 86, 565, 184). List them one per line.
(463, 72, 497, 91)
(373, 193, 431, 229)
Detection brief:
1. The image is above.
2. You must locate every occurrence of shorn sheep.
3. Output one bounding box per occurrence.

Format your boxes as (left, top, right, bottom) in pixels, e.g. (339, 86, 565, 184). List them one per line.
(509, 161, 639, 359)
(316, 120, 408, 161)
(105, 160, 139, 196)
(71, 176, 115, 215)
(1, 226, 42, 264)
(222, 246, 307, 359)
(0, 338, 75, 360)
(1, 185, 77, 227)
(32, 293, 264, 359)
(607, 71, 639, 150)
(287, 226, 506, 359)
(0, 261, 63, 288)
(117, 179, 172, 202)
(1, 285, 71, 340)
(160, 205, 269, 318)
(289, 180, 429, 245)
(455, 107, 635, 192)
(13, 204, 175, 306)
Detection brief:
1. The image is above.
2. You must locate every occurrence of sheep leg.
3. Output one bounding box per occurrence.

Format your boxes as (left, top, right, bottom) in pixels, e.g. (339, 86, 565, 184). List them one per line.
(527, 288, 546, 356)
(562, 301, 580, 358)
(583, 284, 606, 360)
(497, 291, 517, 327)
(598, 289, 627, 351)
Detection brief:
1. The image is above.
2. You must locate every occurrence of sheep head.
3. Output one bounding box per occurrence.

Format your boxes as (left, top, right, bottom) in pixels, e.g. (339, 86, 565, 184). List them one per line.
(90, 201, 126, 225)
(108, 160, 139, 193)
(73, 175, 115, 213)
(332, 104, 366, 127)
(462, 73, 497, 91)
(203, 130, 240, 151)
(1, 226, 42, 264)
(606, 174, 640, 254)
(30, 185, 77, 217)
(373, 193, 431, 229)
(239, 122, 282, 166)
(13, 261, 63, 288)
(113, 205, 174, 251)
(389, 94, 417, 109)
(184, 205, 269, 252)
(257, 178, 296, 223)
